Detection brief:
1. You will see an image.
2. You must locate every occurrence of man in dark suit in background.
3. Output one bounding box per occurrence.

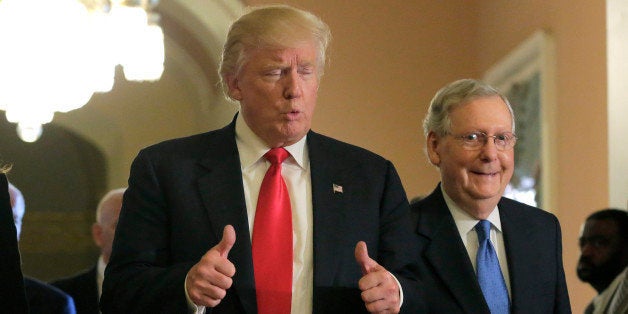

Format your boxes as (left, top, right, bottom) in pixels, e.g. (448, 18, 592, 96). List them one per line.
(51, 188, 125, 314)
(410, 79, 570, 313)
(0, 170, 28, 313)
(9, 183, 76, 314)
(577, 208, 627, 314)
(101, 4, 419, 314)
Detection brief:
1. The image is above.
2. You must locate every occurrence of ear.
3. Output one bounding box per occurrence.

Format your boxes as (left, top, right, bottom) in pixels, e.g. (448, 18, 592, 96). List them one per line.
(426, 131, 442, 167)
(92, 223, 104, 248)
(226, 74, 243, 101)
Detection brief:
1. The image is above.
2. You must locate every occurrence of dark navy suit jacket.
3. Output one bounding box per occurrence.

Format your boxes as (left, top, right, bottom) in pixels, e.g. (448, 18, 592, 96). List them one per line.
(25, 277, 76, 314)
(51, 266, 99, 314)
(101, 117, 420, 313)
(409, 185, 571, 313)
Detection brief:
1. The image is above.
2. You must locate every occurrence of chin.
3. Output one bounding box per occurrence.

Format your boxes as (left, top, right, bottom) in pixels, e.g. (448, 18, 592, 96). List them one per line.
(472, 187, 502, 199)
(282, 128, 308, 139)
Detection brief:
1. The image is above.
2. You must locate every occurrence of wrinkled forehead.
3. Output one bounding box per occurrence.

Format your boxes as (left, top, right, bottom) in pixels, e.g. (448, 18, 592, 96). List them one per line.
(449, 96, 513, 129)
(246, 41, 317, 61)
(243, 35, 319, 60)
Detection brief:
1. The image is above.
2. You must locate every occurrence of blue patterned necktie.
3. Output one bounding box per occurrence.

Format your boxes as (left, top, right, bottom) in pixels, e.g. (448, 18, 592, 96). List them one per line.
(475, 220, 510, 314)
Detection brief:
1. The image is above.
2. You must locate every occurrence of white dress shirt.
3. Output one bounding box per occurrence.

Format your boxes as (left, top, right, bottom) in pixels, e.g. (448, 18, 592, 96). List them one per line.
(236, 114, 314, 314)
(187, 114, 313, 314)
(442, 186, 512, 297)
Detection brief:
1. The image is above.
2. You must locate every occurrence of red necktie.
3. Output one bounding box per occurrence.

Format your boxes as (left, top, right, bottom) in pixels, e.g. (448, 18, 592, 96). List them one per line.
(252, 148, 292, 314)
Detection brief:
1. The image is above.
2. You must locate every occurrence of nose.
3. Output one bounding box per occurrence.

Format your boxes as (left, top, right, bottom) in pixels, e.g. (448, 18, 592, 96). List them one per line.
(479, 137, 498, 161)
(283, 70, 302, 99)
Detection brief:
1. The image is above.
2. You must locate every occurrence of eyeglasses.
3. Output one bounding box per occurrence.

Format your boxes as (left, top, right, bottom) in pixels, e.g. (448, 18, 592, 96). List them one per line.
(453, 131, 517, 151)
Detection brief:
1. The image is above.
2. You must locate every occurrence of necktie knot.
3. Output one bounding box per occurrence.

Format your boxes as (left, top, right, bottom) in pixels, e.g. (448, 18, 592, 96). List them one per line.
(264, 148, 289, 165)
(475, 219, 491, 243)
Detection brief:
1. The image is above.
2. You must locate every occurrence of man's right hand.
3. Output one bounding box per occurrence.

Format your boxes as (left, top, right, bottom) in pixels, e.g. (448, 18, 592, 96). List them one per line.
(186, 225, 236, 307)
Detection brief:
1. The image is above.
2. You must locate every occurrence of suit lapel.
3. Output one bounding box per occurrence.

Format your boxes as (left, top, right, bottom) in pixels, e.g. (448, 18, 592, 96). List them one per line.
(196, 121, 257, 313)
(418, 187, 489, 313)
(307, 132, 351, 286)
(499, 199, 535, 313)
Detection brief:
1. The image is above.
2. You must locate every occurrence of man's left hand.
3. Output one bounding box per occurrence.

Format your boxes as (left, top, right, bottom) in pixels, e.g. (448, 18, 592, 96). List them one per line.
(355, 241, 401, 314)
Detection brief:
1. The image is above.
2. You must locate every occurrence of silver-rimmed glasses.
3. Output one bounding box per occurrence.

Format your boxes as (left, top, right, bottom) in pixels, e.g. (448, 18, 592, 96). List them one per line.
(453, 131, 517, 151)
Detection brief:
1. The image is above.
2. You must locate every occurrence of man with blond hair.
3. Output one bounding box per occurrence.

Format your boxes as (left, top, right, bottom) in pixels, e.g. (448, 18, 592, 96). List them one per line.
(101, 4, 420, 314)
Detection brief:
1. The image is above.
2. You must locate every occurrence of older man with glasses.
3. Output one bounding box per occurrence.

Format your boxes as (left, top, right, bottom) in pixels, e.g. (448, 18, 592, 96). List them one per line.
(409, 78, 571, 313)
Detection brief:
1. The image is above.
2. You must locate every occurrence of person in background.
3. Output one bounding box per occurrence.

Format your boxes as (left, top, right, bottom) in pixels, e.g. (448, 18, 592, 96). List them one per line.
(51, 188, 125, 314)
(577, 208, 628, 314)
(101, 4, 420, 314)
(410, 78, 570, 313)
(0, 165, 28, 313)
(9, 182, 77, 314)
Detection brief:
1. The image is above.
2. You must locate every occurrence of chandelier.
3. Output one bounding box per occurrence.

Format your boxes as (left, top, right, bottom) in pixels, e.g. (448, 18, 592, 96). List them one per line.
(0, 0, 164, 142)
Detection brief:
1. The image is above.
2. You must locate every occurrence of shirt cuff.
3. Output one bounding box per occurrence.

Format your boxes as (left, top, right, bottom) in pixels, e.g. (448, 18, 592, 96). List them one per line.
(389, 271, 404, 308)
(185, 274, 206, 314)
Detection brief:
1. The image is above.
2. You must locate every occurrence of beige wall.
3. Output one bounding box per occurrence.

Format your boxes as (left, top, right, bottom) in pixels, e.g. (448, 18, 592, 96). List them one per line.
(248, 1, 607, 312)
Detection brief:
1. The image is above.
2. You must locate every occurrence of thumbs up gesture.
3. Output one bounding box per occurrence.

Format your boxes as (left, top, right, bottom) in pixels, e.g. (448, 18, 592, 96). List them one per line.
(355, 241, 401, 314)
(186, 225, 236, 308)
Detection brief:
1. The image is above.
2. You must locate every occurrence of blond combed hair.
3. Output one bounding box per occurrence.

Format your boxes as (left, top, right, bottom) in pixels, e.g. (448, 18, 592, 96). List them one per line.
(218, 4, 331, 100)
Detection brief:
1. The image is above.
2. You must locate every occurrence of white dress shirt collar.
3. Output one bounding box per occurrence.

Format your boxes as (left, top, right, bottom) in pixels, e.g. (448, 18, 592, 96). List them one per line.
(441, 185, 503, 234)
(235, 113, 307, 169)
(441, 185, 511, 296)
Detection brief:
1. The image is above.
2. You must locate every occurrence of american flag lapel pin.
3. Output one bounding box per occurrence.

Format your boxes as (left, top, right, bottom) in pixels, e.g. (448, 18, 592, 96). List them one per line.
(332, 183, 343, 194)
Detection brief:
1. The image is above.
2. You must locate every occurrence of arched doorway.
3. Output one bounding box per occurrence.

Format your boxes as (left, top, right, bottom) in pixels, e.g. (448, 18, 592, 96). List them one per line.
(0, 119, 106, 280)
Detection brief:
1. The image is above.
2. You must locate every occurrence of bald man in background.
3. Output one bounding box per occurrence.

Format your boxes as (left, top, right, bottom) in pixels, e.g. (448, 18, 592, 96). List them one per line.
(51, 188, 125, 314)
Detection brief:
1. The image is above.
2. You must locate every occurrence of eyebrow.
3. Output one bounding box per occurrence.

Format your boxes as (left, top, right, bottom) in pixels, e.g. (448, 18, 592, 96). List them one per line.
(259, 61, 316, 73)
